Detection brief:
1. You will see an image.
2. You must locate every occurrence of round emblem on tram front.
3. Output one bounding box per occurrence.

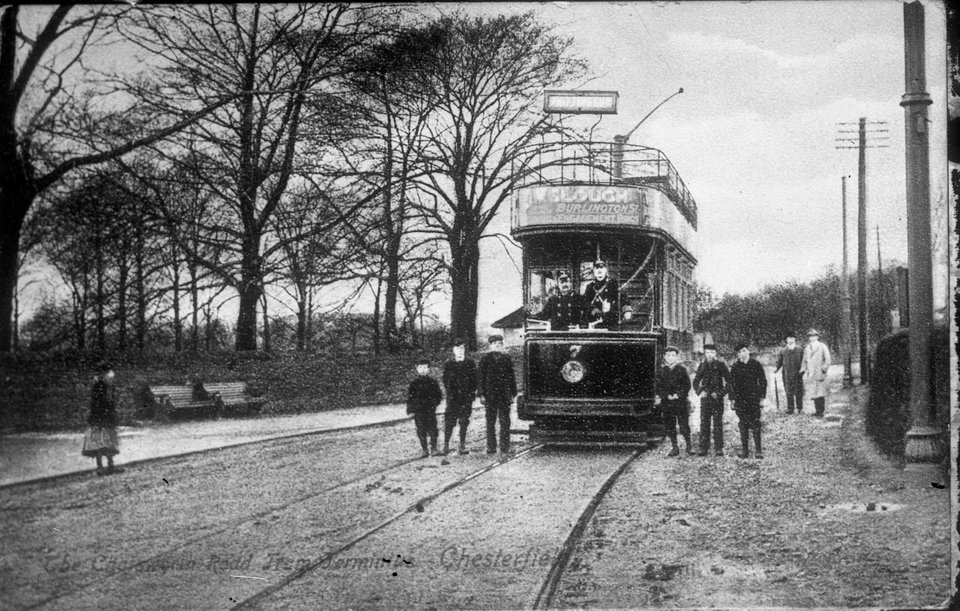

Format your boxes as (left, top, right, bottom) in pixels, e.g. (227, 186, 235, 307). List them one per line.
(561, 360, 585, 383)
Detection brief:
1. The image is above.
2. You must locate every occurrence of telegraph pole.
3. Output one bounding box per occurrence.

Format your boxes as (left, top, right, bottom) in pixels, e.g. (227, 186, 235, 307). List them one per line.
(900, 0, 943, 482)
(840, 175, 853, 387)
(836, 119, 888, 384)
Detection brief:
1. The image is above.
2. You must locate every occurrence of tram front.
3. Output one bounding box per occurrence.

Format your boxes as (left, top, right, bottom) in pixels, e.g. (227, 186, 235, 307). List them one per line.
(509, 141, 698, 446)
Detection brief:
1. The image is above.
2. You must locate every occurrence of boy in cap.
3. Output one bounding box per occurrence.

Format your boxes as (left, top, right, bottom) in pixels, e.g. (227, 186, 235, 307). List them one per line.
(82, 361, 124, 475)
(799, 328, 831, 417)
(776, 332, 804, 414)
(693, 343, 729, 456)
(655, 346, 694, 457)
(442, 337, 478, 455)
(538, 271, 585, 329)
(582, 260, 620, 328)
(728, 343, 768, 459)
(478, 333, 518, 454)
(407, 357, 442, 458)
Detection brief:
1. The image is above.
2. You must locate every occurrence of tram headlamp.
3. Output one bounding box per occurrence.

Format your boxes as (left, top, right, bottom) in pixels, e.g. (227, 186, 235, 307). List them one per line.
(561, 360, 585, 383)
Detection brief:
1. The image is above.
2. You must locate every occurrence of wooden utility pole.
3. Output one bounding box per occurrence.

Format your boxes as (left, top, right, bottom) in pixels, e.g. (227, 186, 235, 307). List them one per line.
(876, 224, 887, 336)
(900, 0, 944, 481)
(835, 119, 887, 384)
(840, 175, 853, 387)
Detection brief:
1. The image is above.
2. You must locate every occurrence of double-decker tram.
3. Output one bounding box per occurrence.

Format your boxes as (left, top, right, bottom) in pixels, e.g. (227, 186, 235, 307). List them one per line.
(510, 140, 698, 445)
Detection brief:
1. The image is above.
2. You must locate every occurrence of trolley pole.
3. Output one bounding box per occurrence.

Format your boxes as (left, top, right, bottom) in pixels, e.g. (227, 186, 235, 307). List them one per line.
(900, 0, 944, 483)
(612, 88, 683, 180)
(840, 175, 853, 387)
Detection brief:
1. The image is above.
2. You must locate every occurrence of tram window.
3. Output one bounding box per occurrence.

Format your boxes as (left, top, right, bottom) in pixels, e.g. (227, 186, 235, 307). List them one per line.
(527, 269, 558, 313)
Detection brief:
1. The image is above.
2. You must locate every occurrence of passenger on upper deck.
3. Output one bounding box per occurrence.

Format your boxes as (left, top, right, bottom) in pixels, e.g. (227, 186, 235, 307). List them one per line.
(536, 272, 586, 330)
(582, 260, 619, 329)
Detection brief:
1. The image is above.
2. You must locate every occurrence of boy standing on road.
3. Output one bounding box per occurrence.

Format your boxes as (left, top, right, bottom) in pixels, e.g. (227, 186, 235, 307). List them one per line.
(693, 343, 729, 457)
(729, 344, 768, 459)
(478, 334, 518, 455)
(442, 337, 478, 456)
(655, 346, 694, 457)
(776, 333, 804, 414)
(407, 358, 442, 458)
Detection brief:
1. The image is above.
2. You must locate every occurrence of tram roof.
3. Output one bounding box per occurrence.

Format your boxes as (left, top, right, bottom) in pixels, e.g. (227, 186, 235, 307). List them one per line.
(510, 141, 698, 227)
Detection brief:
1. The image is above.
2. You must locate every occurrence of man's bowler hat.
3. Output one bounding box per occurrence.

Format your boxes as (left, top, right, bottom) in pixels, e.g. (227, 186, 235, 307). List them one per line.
(488, 334, 504, 344)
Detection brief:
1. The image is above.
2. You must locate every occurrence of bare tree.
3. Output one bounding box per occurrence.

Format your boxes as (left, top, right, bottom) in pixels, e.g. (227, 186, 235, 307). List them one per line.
(120, 4, 390, 351)
(407, 12, 587, 348)
(0, 5, 238, 352)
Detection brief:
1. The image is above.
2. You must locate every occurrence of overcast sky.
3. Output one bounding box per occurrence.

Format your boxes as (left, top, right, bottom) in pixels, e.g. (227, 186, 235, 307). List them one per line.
(468, 0, 950, 329)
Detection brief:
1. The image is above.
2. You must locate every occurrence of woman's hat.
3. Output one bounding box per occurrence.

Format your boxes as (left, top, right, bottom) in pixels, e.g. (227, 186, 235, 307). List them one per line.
(806, 328, 820, 337)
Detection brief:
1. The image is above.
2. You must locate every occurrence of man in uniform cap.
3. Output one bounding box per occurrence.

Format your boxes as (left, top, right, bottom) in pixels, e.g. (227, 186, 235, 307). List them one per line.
(655, 345, 694, 456)
(478, 333, 517, 454)
(442, 337, 478, 455)
(799, 328, 831, 417)
(728, 343, 768, 459)
(693, 343, 729, 456)
(582, 260, 620, 328)
(537, 271, 586, 330)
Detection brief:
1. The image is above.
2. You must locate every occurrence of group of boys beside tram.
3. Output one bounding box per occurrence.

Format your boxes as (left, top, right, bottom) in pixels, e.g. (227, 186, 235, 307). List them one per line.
(406, 335, 518, 459)
(657, 328, 832, 460)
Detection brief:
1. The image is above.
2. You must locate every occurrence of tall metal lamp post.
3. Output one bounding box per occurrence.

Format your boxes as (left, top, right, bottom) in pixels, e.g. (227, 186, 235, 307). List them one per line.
(612, 88, 684, 179)
(900, 0, 944, 483)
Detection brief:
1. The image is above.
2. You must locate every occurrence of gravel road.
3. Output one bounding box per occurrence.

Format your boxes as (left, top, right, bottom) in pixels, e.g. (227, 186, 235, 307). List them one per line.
(2, 370, 949, 610)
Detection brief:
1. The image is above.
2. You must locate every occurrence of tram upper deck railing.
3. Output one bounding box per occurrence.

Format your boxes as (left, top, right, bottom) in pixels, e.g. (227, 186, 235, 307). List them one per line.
(512, 141, 697, 228)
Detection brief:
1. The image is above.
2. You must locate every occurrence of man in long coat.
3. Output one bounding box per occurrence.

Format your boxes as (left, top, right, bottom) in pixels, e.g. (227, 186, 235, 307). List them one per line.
(799, 328, 832, 417)
(478, 334, 518, 454)
(776, 332, 804, 414)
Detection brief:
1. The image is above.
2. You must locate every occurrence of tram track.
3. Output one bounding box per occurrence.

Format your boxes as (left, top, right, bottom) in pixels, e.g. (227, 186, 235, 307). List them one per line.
(532, 447, 644, 609)
(23, 451, 428, 610)
(235, 444, 652, 610)
(18, 433, 541, 611)
(232, 444, 544, 610)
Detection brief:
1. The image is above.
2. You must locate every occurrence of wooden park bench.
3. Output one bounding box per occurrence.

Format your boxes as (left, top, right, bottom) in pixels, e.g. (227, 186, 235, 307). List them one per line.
(203, 382, 266, 416)
(145, 384, 219, 420)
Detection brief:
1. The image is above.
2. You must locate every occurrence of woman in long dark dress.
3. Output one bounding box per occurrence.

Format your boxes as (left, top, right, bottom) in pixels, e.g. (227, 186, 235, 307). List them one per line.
(82, 362, 124, 475)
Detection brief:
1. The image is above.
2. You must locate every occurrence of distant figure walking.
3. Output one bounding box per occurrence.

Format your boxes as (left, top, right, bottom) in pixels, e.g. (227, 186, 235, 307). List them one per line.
(655, 346, 694, 457)
(800, 328, 832, 417)
(729, 344, 768, 459)
(407, 358, 442, 458)
(693, 343, 729, 456)
(776, 333, 804, 414)
(478, 334, 517, 455)
(82, 362, 124, 476)
(442, 337, 478, 456)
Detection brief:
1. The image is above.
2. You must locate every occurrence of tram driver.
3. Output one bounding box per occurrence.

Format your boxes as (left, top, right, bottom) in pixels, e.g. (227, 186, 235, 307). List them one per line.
(537, 271, 586, 330)
(582, 259, 619, 329)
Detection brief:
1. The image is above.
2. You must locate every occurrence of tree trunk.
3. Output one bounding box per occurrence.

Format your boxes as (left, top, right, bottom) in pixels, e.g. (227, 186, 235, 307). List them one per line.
(116, 255, 129, 352)
(189, 262, 199, 353)
(260, 290, 271, 353)
(94, 233, 106, 353)
(448, 237, 480, 350)
(236, 281, 260, 351)
(296, 292, 307, 351)
(372, 275, 382, 357)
